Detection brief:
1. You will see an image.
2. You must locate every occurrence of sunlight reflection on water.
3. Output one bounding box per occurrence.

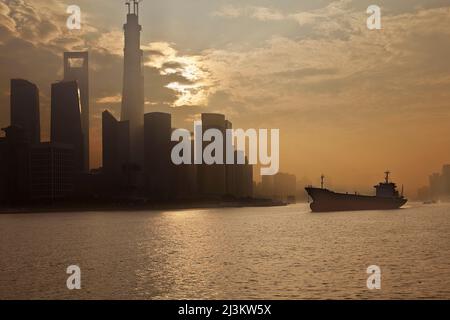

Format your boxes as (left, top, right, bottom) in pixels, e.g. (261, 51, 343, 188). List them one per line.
(0, 203, 449, 299)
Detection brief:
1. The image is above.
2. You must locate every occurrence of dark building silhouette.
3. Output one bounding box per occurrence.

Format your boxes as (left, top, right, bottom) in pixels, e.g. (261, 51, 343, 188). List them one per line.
(0, 136, 6, 203)
(171, 138, 198, 200)
(144, 112, 172, 200)
(102, 110, 130, 193)
(225, 120, 237, 197)
(30, 143, 74, 201)
(274, 172, 296, 202)
(258, 172, 295, 201)
(0, 126, 30, 204)
(198, 113, 227, 197)
(442, 165, 450, 199)
(121, 1, 144, 166)
(10, 79, 40, 144)
(64, 51, 90, 171)
(234, 151, 253, 198)
(261, 175, 275, 198)
(429, 172, 442, 200)
(51, 81, 84, 173)
(427, 164, 450, 201)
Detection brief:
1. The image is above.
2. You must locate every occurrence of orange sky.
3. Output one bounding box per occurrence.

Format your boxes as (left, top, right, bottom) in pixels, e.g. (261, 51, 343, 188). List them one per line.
(1, 0, 450, 196)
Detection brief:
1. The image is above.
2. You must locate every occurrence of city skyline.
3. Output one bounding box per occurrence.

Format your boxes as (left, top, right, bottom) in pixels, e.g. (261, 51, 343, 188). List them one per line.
(1, 1, 450, 303)
(0, 0, 261, 205)
(1, 0, 450, 195)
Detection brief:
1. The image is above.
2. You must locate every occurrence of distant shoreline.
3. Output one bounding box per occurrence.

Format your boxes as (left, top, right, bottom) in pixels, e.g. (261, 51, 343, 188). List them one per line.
(0, 199, 289, 215)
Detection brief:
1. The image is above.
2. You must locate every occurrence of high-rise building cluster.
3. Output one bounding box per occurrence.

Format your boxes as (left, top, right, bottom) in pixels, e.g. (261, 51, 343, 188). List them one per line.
(0, 2, 254, 206)
(417, 165, 450, 202)
(0, 71, 88, 204)
(102, 110, 254, 202)
(254, 172, 297, 203)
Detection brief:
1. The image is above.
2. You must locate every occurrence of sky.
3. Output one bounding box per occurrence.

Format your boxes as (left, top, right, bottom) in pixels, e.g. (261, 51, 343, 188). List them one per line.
(1, 0, 450, 195)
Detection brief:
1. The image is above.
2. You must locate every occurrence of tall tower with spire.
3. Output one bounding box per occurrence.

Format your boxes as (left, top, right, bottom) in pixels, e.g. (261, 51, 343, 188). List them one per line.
(121, 0, 144, 166)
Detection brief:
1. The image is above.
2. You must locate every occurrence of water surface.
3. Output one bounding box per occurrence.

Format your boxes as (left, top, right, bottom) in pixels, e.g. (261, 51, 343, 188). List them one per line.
(0, 203, 449, 299)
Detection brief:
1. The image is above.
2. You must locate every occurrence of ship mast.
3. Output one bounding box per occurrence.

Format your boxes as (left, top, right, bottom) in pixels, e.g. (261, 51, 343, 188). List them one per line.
(384, 171, 390, 183)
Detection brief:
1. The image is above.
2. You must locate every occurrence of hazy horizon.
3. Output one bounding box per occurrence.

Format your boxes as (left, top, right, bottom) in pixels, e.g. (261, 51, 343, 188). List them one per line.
(1, 0, 450, 195)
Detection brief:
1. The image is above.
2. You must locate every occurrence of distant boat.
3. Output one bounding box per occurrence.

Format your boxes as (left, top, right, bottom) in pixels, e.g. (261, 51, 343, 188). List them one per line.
(305, 171, 407, 212)
(423, 200, 437, 205)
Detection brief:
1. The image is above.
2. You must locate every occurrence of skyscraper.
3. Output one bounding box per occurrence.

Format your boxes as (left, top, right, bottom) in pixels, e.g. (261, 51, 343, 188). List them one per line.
(171, 138, 198, 200)
(121, 0, 145, 166)
(198, 113, 227, 197)
(102, 110, 130, 193)
(234, 151, 254, 199)
(30, 143, 74, 201)
(50, 81, 84, 172)
(144, 112, 172, 200)
(64, 51, 90, 171)
(225, 120, 237, 197)
(442, 165, 450, 199)
(273, 172, 296, 201)
(0, 136, 6, 203)
(10, 79, 40, 145)
(0, 125, 30, 203)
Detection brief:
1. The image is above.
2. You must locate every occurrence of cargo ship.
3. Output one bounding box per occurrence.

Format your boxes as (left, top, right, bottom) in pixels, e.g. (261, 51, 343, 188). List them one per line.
(305, 171, 407, 212)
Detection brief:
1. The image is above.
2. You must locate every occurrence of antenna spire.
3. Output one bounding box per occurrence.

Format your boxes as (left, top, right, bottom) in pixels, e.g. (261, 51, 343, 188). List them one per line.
(126, 0, 141, 16)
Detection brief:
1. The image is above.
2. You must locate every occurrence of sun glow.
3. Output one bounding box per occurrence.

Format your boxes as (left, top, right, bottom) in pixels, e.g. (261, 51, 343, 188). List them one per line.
(144, 42, 213, 107)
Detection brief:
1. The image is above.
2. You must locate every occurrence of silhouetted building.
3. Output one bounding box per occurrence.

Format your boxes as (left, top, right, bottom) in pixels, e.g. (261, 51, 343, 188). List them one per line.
(259, 172, 295, 201)
(121, 1, 144, 166)
(0, 136, 6, 203)
(225, 120, 237, 197)
(10, 79, 40, 144)
(0, 126, 30, 204)
(171, 138, 198, 200)
(102, 110, 130, 193)
(442, 165, 450, 199)
(30, 143, 74, 201)
(198, 113, 227, 197)
(144, 112, 172, 200)
(274, 172, 296, 201)
(64, 51, 90, 171)
(234, 151, 253, 198)
(427, 165, 450, 201)
(51, 81, 84, 173)
(429, 172, 442, 200)
(261, 175, 274, 198)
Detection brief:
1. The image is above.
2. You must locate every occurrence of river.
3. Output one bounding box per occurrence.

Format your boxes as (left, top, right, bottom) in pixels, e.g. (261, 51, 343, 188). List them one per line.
(0, 202, 449, 299)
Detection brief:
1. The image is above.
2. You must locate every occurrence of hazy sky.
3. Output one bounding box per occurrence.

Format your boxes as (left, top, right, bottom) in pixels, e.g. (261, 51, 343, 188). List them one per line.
(1, 0, 450, 195)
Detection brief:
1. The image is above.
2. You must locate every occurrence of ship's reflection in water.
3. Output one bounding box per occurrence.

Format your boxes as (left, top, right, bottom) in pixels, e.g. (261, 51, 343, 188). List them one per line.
(0, 203, 449, 299)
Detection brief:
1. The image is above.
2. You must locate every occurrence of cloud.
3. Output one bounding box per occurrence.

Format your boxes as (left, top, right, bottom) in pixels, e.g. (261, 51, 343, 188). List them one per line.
(143, 41, 216, 107)
(202, 3, 450, 132)
(97, 94, 122, 104)
(212, 5, 285, 21)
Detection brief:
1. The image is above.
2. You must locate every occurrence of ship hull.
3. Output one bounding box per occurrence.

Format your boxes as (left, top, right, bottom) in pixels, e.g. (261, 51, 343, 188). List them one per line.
(305, 187, 407, 212)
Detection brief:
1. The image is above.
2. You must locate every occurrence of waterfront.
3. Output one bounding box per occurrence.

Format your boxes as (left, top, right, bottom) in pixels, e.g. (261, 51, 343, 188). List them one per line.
(0, 203, 449, 299)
